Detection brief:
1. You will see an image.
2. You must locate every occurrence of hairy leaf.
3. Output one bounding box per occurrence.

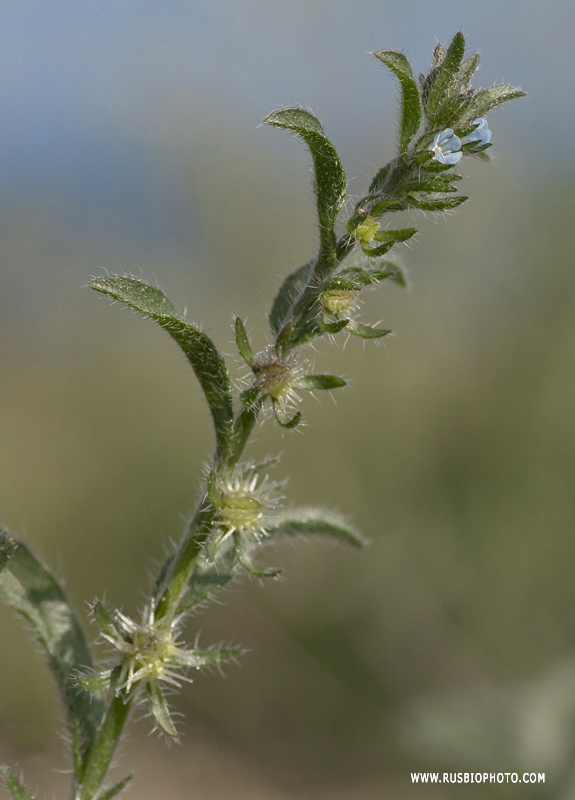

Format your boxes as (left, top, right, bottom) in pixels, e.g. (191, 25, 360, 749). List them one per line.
(90, 276, 234, 459)
(299, 374, 346, 391)
(0, 528, 103, 778)
(467, 85, 526, 119)
(426, 32, 466, 116)
(373, 50, 422, 152)
(264, 108, 346, 265)
(347, 320, 392, 339)
(265, 508, 366, 548)
(269, 261, 314, 338)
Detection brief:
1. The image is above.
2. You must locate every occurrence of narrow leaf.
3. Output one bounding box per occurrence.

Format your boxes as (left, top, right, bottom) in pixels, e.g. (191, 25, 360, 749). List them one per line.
(98, 775, 134, 800)
(177, 535, 238, 614)
(457, 53, 480, 88)
(373, 50, 422, 152)
(173, 646, 244, 669)
(426, 32, 466, 115)
(373, 227, 417, 244)
(299, 374, 346, 391)
(236, 540, 281, 578)
(264, 109, 346, 264)
(467, 85, 526, 118)
(408, 194, 468, 211)
(234, 316, 255, 368)
(269, 261, 314, 337)
(265, 508, 367, 548)
(1, 768, 36, 800)
(347, 320, 392, 339)
(146, 682, 177, 737)
(0, 528, 103, 777)
(90, 276, 234, 459)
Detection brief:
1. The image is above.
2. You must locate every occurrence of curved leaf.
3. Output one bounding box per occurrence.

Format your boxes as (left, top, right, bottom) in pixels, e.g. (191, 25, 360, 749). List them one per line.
(467, 85, 526, 119)
(265, 508, 367, 548)
(90, 275, 234, 460)
(264, 108, 346, 266)
(0, 528, 103, 778)
(373, 50, 422, 152)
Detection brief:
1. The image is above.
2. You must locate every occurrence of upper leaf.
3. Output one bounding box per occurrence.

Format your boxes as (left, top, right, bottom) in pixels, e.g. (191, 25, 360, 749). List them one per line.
(0, 528, 103, 779)
(264, 109, 346, 266)
(466, 85, 526, 119)
(90, 275, 234, 460)
(373, 50, 422, 153)
(425, 31, 466, 117)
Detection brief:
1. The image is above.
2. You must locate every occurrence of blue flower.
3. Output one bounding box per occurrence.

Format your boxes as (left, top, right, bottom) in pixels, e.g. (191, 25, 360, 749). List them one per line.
(430, 129, 462, 165)
(461, 117, 492, 148)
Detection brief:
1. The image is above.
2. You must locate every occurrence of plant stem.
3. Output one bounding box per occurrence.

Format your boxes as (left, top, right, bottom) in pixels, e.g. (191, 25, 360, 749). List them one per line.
(77, 692, 133, 800)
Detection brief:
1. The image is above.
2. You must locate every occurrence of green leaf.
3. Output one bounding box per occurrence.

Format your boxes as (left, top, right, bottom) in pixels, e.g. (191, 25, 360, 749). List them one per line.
(264, 109, 346, 266)
(467, 85, 526, 118)
(77, 668, 119, 694)
(146, 682, 177, 737)
(172, 646, 244, 670)
(298, 374, 346, 391)
(1, 768, 36, 800)
(269, 261, 314, 338)
(408, 194, 468, 211)
(177, 535, 238, 614)
(92, 600, 119, 639)
(373, 227, 417, 244)
(236, 537, 281, 578)
(373, 50, 422, 153)
(0, 528, 103, 779)
(457, 53, 480, 88)
(97, 775, 134, 800)
(234, 316, 255, 368)
(347, 320, 392, 339)
(90, 276, 234, 460)
(273, 403, 302, 429)
(426, 32, 466, 115)
(321, 319, 350, 335)
(265, 508, 367, 548)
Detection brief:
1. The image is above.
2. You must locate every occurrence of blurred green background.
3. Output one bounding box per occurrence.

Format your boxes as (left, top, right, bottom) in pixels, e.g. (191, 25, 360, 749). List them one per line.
(1, 1, 574, 798)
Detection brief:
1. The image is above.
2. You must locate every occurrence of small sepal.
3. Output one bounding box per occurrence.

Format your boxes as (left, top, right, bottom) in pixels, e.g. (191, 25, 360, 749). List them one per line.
(92, 600, 120, 640)
(236, 536, 281, 578)
(298, 374, 346, 391)
(97, 774, 134, 800)
(273, 403, 302, 429)
(234, 316, 256, 368)
(347, 320, 392, 339)
(1, 768, 36, 800)
(146, 681, 178, 738)
(76, 667, 120, 694)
